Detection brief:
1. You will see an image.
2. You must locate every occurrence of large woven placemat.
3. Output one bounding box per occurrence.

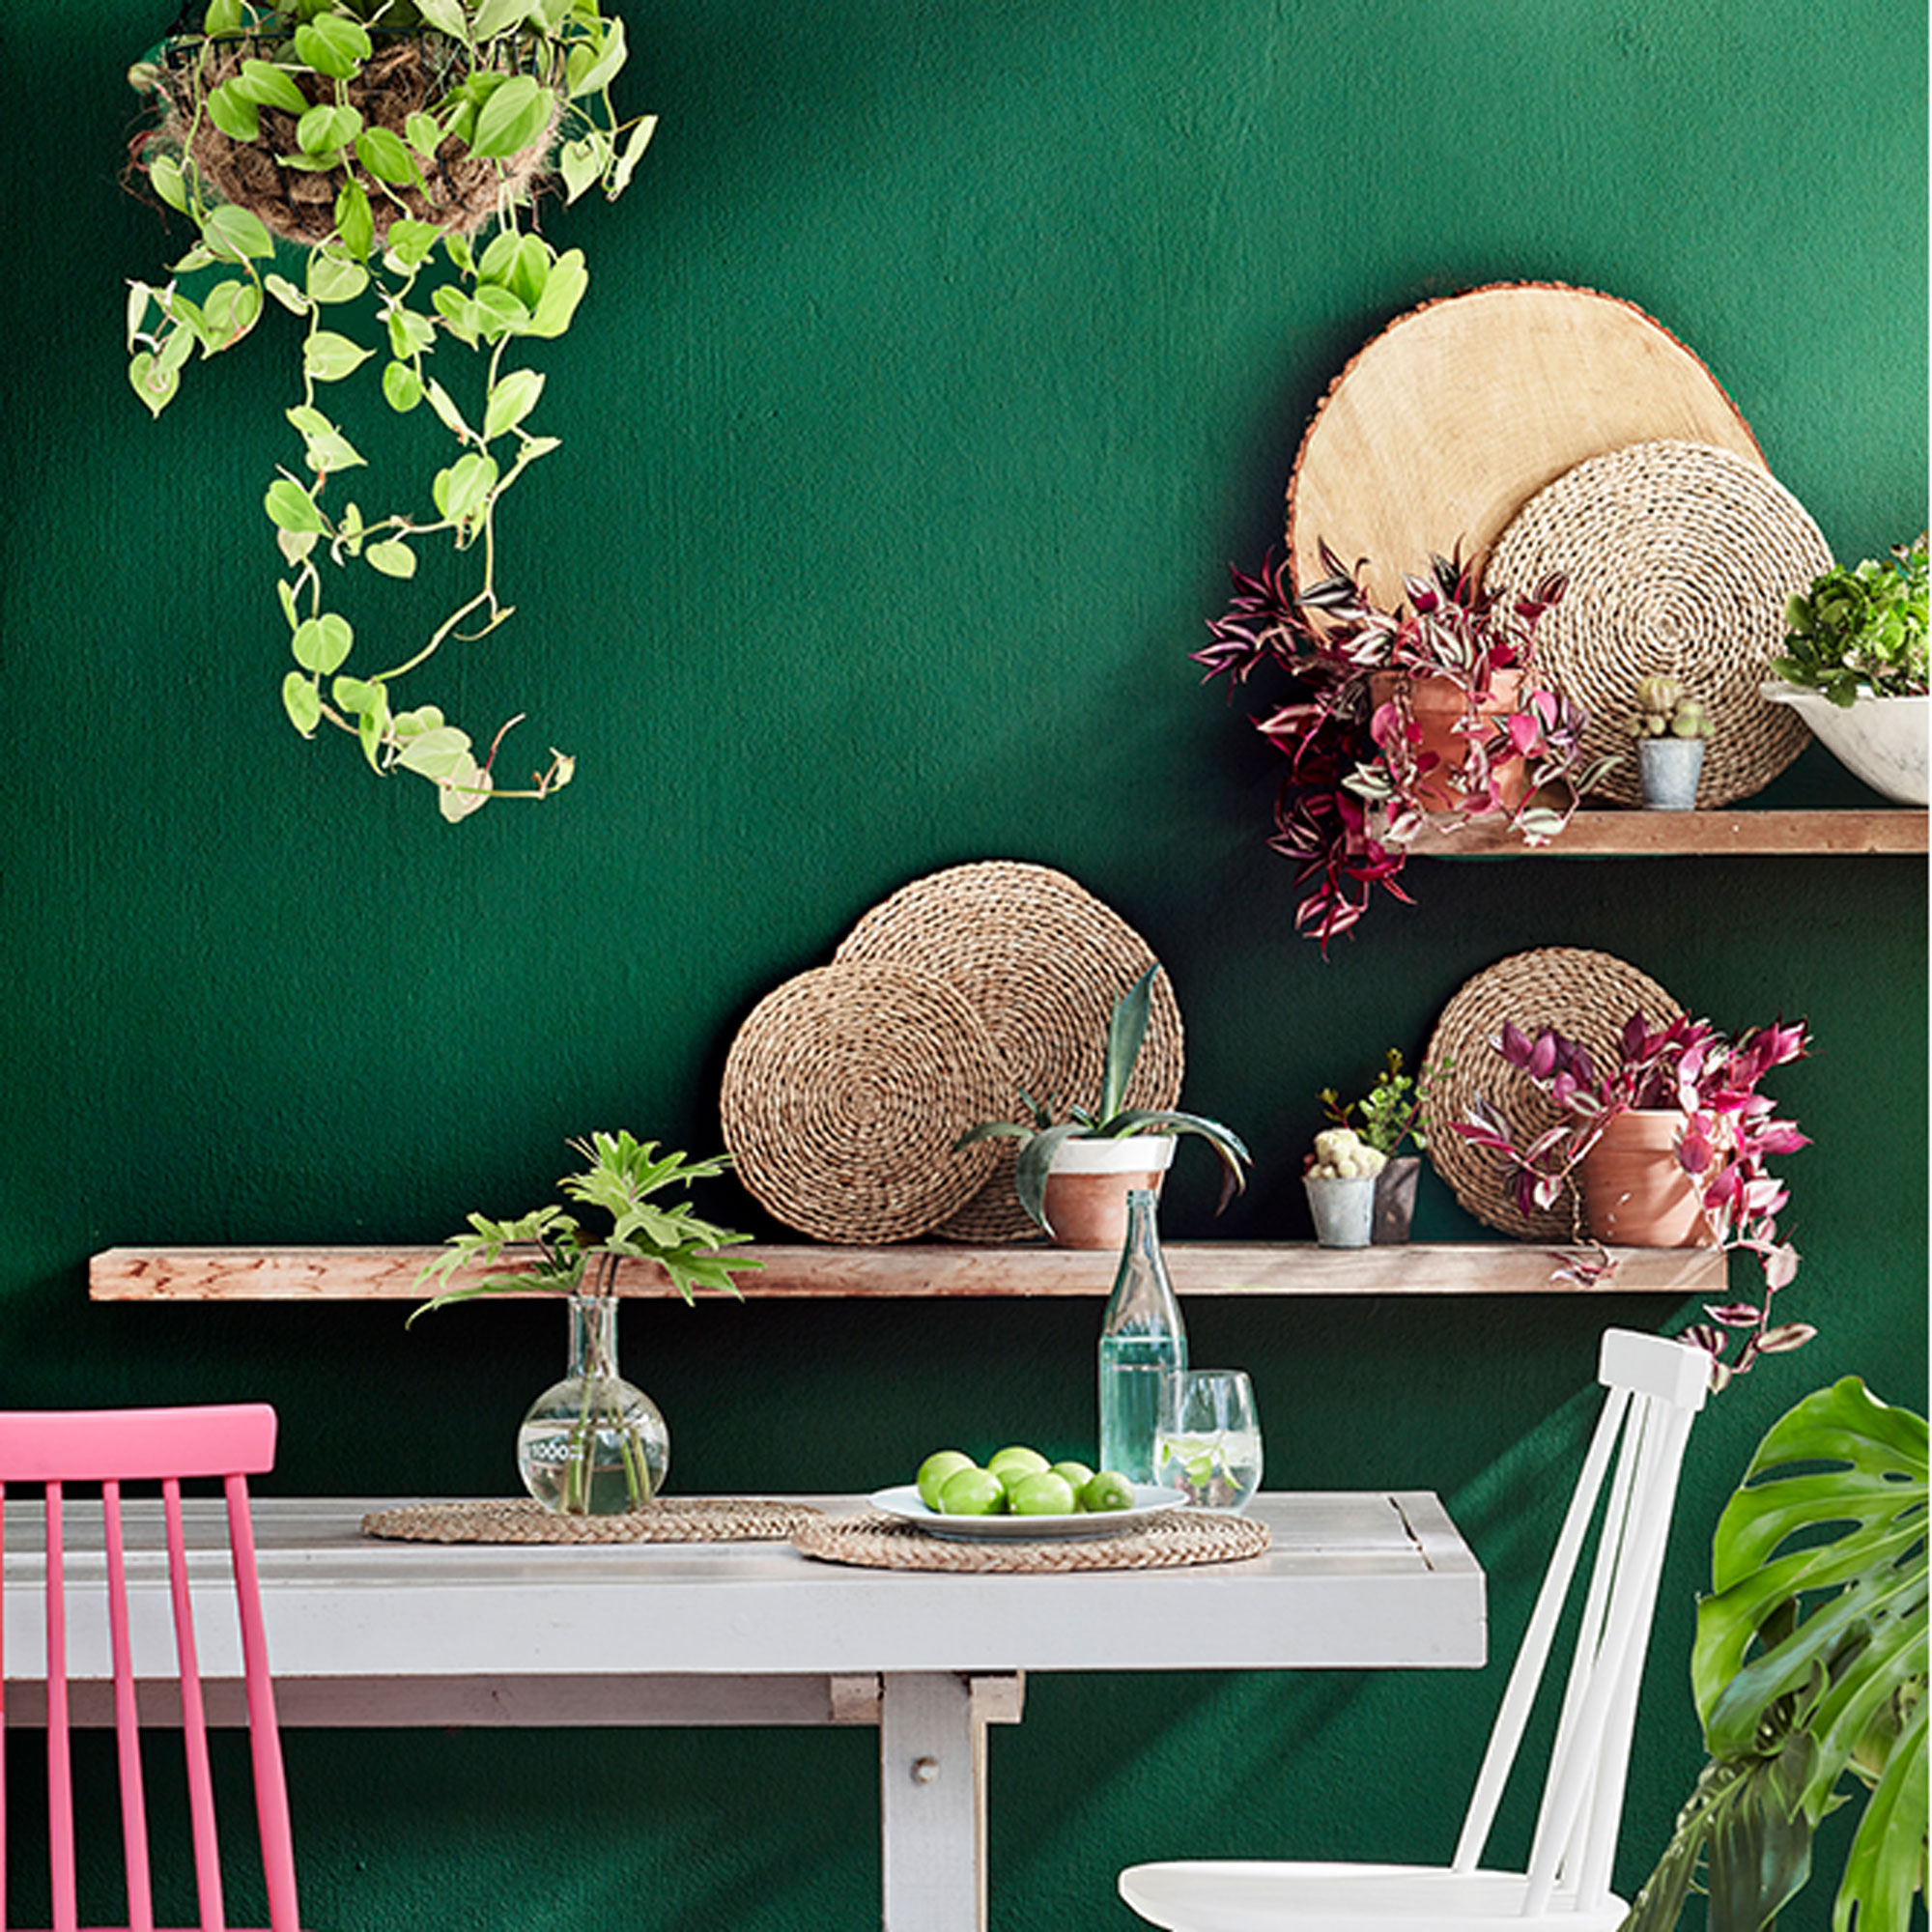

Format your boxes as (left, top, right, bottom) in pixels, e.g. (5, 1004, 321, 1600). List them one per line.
(792, 1509, 1269, 1573)
(720, 961, 1007, 1243)
(836, 862, 1183, 1242)
(360, 1498, 824, 1544)
(1421, 948, 1685, 1241)
(1286, 283, 1764, 611)
(1485, 440, 1831, 807)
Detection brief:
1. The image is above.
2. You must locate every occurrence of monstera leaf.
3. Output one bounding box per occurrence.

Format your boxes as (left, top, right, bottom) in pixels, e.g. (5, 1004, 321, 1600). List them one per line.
(1621, 1378, 1927, 1932)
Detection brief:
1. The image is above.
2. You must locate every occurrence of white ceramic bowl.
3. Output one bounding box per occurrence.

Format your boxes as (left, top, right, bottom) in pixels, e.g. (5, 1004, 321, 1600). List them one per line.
(1760, 683, 1929, 807)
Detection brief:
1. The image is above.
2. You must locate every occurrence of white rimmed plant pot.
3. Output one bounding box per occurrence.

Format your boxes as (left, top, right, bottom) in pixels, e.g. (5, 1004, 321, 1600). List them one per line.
(1040, 1135, 1176, 1250)
(1761, 683, 1929, 806)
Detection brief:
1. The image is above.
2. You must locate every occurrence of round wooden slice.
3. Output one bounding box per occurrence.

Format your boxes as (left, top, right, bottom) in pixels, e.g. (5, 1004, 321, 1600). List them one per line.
(1286, 283, 1764, 611)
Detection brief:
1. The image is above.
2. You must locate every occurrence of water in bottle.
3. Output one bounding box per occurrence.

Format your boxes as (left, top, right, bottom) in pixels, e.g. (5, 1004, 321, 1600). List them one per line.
(1096, 1187, 1185, 1483)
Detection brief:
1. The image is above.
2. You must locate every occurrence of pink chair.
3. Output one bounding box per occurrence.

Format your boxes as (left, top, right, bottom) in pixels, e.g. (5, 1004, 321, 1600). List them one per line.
(0, 1405, 303, 1930)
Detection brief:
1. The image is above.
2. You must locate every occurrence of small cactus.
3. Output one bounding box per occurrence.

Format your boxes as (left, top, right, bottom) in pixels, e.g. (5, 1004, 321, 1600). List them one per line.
(1625, 675, 1715, 741)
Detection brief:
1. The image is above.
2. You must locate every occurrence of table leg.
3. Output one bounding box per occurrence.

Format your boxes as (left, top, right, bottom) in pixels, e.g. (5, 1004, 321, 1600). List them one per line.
(879, 1673, 1021, 1932)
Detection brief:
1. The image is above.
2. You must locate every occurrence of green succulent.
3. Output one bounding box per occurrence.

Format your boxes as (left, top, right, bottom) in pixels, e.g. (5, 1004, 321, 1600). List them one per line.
(1774, 538, 1930, 708)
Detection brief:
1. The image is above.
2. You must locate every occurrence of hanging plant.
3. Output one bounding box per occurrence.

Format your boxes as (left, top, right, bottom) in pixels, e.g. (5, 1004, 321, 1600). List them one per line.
(124, 0, 655, 818)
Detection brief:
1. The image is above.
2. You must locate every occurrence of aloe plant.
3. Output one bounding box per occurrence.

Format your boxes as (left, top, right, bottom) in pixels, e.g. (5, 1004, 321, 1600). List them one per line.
(125, 0, 654, 817)
(1620, 1377, 1926, 1932)
(953, 965, 1251, 1233)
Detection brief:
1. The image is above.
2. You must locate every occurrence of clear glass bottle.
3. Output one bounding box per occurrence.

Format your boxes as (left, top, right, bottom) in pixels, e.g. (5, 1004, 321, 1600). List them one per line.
(516, 1294, 669, 1515)
(1097, 1188, 1187, 1483)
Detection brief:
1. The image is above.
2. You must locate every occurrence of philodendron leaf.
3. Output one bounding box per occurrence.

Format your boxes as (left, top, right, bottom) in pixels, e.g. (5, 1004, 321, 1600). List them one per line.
(383, 361, 424, 412)
(202, 0, 245, 33)
(292, 612, 354, 675)
(293, 14, 372, 78)
(395, 724, 473, 781)
(264, 477, 326, 534)
(471, 0, 537, 41)
(365, 538, 417, 579)
(265, 272, 310, 315)
(298, 101, 363, 157)
(206, 83, 262, 142)
(470, 74, 552, 159)
(306, 252, 369, 304)
(609, 113, 657, 197)
(203, 205, 276, 262)
(148, 154, 190, 212)
(558, 135, 602, 202)
(484, 368, 545, 440)
(437, 753, 494, 821)
(303, 329, 374, 383)
(423, 378, 470, 439)
(282, 671, 323, 736)
(566, 14, 627, 99)
(412, 0, 468, 40)
(433, 452, 499, 526)
(334, 178, 375, 260)
(128, 352, 180, 417)
(355, 125, 419, 185)
(526, 248, 588, 337)
(235, 57, 309, 114)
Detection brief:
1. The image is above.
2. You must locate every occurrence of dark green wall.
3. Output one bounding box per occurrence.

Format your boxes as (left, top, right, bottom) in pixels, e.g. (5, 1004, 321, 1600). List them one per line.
(3, 0, 1925, 1926)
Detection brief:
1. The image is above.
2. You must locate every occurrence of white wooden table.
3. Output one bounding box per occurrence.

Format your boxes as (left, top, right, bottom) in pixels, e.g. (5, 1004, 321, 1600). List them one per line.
(4, 1492, 1485, 1931)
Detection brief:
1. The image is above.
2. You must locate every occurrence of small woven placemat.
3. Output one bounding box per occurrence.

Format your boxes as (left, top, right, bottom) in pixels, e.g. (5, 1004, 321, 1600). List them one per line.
(719, 960, 1007, 1244)
(360, 1498, 824, 1545)
(1421, 947, 1685, 1242)
(835, 861, 1184, 1242)
(1484, 440, 1831, 807)
(791, 1510, 1270, 1573)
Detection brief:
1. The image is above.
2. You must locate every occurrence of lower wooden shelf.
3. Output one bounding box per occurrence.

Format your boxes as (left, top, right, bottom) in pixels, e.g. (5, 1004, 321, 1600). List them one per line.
(89, 1242, 1724, 1301)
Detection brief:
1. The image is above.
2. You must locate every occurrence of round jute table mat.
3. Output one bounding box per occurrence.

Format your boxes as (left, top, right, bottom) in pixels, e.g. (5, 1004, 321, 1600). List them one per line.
(719, 960, 1008, 1244)
(1484, 440, 1831, 808)
(360, 1498, 823, 1545)
(791, 1510, 1270, 1573)
(1421, 947, 1685, 1242)
(836, 861, 1184, 1243)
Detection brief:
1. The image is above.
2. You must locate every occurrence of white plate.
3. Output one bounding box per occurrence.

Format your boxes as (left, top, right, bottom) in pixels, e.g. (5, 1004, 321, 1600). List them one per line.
(867, 1483, 1187, 1541)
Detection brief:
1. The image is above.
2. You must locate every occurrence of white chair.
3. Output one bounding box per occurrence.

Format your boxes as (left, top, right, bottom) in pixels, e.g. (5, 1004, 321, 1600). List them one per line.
(1119, 1327, 1712, 1932)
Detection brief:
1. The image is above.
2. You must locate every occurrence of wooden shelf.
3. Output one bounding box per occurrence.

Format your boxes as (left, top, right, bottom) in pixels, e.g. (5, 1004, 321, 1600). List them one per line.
(89, 1241, 1724, 1302)
(1406, 808, 1925, 857)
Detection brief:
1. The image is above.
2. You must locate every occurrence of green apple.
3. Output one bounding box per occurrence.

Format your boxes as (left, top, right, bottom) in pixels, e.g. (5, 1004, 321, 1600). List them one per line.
(1009, 1470, 1079, 1516)
(916, 1450, 976, 1510)
(1082, 1469, 1136, 1513)
(938, 1466, 1008, 1516)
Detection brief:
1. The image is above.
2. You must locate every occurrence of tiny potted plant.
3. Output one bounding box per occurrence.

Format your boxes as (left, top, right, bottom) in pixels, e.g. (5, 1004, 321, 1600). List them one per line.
(1196, 545, 1618, 951)
(411, 1131, 759, 1514)
(1318, 1047, 1439, 1242)
(1455, 1010, 1810, 1386)
(954, 965, 1250, 1250)
(1622, 675, 1714, 810)
(125, 0, 655, 817)
(1763, 535, 1929, 805)
(1619, 1376, 1923, 1932)
(1301, 1126, 1383, 1248)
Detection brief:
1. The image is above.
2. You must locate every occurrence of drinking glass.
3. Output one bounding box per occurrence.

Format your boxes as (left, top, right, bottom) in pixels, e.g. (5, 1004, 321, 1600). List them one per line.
(1154, 1369, 1263, 1512)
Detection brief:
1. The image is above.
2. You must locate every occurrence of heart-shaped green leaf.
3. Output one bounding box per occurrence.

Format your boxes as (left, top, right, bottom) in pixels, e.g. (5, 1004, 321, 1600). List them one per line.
(471, 74, 552, 159)
(484, 367, 546, 440)
(303, 329, 374, 383)
(365, 539, 417, 580)
(282, 672, 323, 736)
(355, 125, 420, 185)
(382, 360, 425, 412)
(293, 14, 372, 79)
(292, 612, 355, 675)
(264, 478, 326, 533)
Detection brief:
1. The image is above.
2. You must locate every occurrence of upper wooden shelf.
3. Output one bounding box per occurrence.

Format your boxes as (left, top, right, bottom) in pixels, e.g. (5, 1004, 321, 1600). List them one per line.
(1406, 808, 1925, 857)
(89, 1242, 1723, 1301)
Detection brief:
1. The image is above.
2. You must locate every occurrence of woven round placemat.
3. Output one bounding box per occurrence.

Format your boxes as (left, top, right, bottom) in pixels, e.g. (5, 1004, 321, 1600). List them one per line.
(836, 862, 1183, 1242)
(791, 1509, 1270, 1573)
(1421, 948, 1686, 1241)
(1286, 283, 1764, 613)
(720, 961, 1007, 1244)
(1484, 440, 1831, 807)
(359, 1498, 824, 1544)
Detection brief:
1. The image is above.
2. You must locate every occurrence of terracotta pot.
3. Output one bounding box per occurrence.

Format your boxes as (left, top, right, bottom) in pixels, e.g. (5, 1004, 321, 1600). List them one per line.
(1040, 1136, 1176, 1250)
(1577, 1110, 1716, 1247)
(1370, 668, 1530, 811)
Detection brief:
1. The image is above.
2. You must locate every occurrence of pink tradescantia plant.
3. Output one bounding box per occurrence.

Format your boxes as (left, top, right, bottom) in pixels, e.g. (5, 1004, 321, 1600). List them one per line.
(1456, 1010, 1814, 1386)
(1198, 544, 1615, 952)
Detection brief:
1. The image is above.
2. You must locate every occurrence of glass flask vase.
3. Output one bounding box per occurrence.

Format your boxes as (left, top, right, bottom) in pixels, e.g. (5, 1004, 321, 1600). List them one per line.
(517, 1294, 669, 1515)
